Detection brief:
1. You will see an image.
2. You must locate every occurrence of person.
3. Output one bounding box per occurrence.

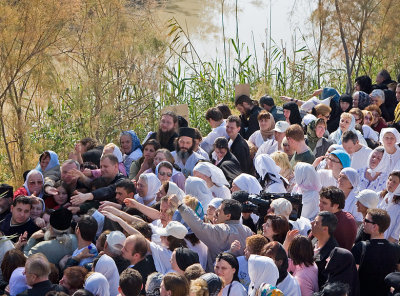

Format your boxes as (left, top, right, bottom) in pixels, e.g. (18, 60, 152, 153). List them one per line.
(129, 139, 161, 180)
(247, 254, 279, 296)
(310, 211, 338, 289)
(283, 102, 302, 125)
(306, 118, 333, 158)
(145, 272, 163, 296)
(341, 131, 372, 170)
(190, 273, 223, 296)
(171, 127, 205, 177)
(18, 253, 67, 295)
(365, 104, 387, 133)
(338, 168, 363, 222)
(285, 124, 315, 166)
(292, 162, 321, 220)
(225, 115, 253, 174)
(160, 273, 189, 296)
(118, 269, 142, 296)
(44, 160, 84, 196)
(0, 195, 40, 243)
(193, 129, 210, 160)
(59, 266, 88, 295)
(234, 95, 262, 140)
(231, 174, 262, 195)
(329, 113, 367, 146)
(94, 254, 120, 296)
(377, 171, 400, 243)
(254, 154, 287, 193)
(380, 128, 400, 172)
(148, 111, 179, 152)
(352, 91, 371, 110)
(355, 75, 373, 94)
(1, 249, 26, 295)
(69, 137, 103, 168)
(170, 247, 200, 276)
(259, 95, 285, 122)
(257, 121, 290, 154)
(351, 209, 400, 296)
(323, 247, 360, 296)
(134, 173, 161, 206)
(393, 83, 400, 124)
(119, 130, 143, 174)
(317, 150, 351, 187)
(262, 215, 289, 244)
(200, 107, 228, 154)
(184, 176, 213, 209)
(214, 252, 247, 296)
(354, 189, 379, 243)
(35, 151, 60, 181)
(312, 103, 332, 123)
(349, 108, 378, 146)
(44, 181, 69, 210)
(100, 231, 130, 274)
(357, 147, 389, 192)
(193, 162, 231, 200)
(0, 184, 13, 221)
(210, 137, 241, 185)
(370, 89, 392, 122)
(13, 170, 44, 199)
(169, 196, 253, 271)
(271, 151, 295, 191)
(319, 186, 357, 250)
(248, 110, 276, 149)
(339, 94, 353, 113)
(84, 272, 110, 296)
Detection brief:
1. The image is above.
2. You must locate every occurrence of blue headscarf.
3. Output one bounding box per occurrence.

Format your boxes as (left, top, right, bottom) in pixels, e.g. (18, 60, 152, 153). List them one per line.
(120, 130, 142, 155)
(322, 87, 340, 102)
(35, 151, 59, 173)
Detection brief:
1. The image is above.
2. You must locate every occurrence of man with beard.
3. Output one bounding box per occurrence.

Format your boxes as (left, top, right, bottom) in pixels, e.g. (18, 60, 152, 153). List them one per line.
(235, 95, 262, 140)
(171, 127, 205, 178)
(148, 111, 179, 151)
(69, 154, 127, 206)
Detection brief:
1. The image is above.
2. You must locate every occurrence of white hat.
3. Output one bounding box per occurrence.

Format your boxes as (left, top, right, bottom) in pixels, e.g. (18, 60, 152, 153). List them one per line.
(208, 198, 223, 210)
(273, 121, 290, 133)
(156, 221, 188, 239)
(302, 114, 317, 126)
(271, 198, 292, 219)
(355, 189, 379, 209)
(106, 231, 126, 250)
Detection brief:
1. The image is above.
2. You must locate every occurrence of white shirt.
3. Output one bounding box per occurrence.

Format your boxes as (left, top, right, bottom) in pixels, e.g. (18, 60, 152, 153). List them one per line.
(237, 256, 250, 290)
(149, 241, 172, 274)
(277, 273, 301, 296)
(291, 217, 312, 236)
(200, 121, 228, 154)
(344, 189, 363, 222)
(172, 151, 205, 178)
(317, 169, 337, 188)
(255, 139, 278, 158)
(350, 145, 372, 170)
(185, 239, 208, 270)
(378, 194, 400, 241)
(248, 131, 274, 148)
(221, 281, 247, 296)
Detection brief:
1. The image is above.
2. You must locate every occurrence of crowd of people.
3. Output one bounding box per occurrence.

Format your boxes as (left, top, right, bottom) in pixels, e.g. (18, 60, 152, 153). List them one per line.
(2, 70, 400, 296)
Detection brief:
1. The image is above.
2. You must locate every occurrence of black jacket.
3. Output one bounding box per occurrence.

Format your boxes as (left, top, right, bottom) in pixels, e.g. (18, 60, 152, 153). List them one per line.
(213, 151, 242, 185)
(240, 105, 262, 140)
(230, 134, 254, 175)
(130, 255, 156, 295)
(17, 280, 67, 296)
(313, 236, 339, 288)
(149, 132, 178, 152)
(91, 173, 127, 202)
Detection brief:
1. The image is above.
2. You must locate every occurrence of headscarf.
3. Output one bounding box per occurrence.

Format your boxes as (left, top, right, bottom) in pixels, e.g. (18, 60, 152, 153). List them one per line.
(379, 127, 400, 144)
(340, 167, 360, 190)
(339, 94, 353, 112)
(193, 162, 229, 187)
(248, 255, 279, 296)
(200, 273, 223, 296)
(175, 247, 200, 271)
(294, 162, 321, 192)
(120, 130, 142, 155)
(324, 247, 360, 296)
(185, 176, 213, 208)
(254, 154, 284, 185)
(35, 150, 59, 173)
(23, 169, 44, 198)
(306, 120, 321, 151)
(166, 181, 185, 200)
(367, 147, 388, 177)
(357, 91, 371, 110)
(9, 267, 28, 296)
(282, 102, 302, 125)
(84, 272, 110, 296)
(259, 113, 276, 140)
(146, 272, 163, 296)
(136, 173, 161, 204)
(95, 254, 119, 296)
(331, 115, 356, 144)
(232, 174, 262, 195)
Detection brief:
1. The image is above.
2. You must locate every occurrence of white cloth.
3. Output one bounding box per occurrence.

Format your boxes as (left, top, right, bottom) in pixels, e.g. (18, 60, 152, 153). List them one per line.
(196, 146, 210, 160)
(166, 181, 185, 200)
(380, 128, 400, 172)
(23, 169, 44, 198)
(265, 182, 287, 194)
(248, 254, 279, 296)
(185, 176, 213, 208)
(193, 162, 229, 187)
(210, 185, 231, 199)
(221, 281, 247, 296)
(290, 217, 312, 236)
(200, 121, 228, 154)
(380, 127, 400, 143)
(237, 256, 250, 290)
(329, 115, 367, 146)
(378, 189, 400, 241)
(254, 154, 282, 184)
(136, 173, 161, 206)
(362, 125, 378, 141)
(249, 131, 274, 148)
(233, 174, 262, 195)
(344, 189, 363, 222)
(317, 169, 337, 188)
(85, 272, 110, 296)
(149, 241, 172, 274)
(341, 167, 360, 189)
(358, 167, 388, 192)
(172, 151, 205, 177)
(255, 139, 278, 157)
(277, 273, 301, 296)
(350, 145, 372, 170)
(367, 147, 390, 177)
(185, 239, 208, 270)
(95, 254, 120, 296)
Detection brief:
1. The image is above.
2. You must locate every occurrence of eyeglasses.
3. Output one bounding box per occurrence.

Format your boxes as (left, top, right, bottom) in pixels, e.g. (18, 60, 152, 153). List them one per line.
(159, 172, 172, 177)
(363, 218, 376, 224)
(282, 143, 289, 147)
(327, 156, 340, 163)
(365, 116, 372, 121)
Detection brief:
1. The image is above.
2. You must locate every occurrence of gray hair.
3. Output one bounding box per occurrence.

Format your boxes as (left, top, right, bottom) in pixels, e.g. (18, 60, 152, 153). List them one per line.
(62, 159, 80, 170)
(370, 89, 385, 103)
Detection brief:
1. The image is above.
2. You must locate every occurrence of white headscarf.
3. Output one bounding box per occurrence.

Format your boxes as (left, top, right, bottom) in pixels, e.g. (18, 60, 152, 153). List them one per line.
(331, 114, 367, 146)
(95, 254, 120, 296)
(193, 162, 229, 187)
(367, 147, 389, 177)
(23, 169, 44, 198)
(167, 181, 185, 200)
(136, 173, 161, 204)
(254, 154, 283, 184)
(232, 174, 262, 194)
(294, 162, 321, 192)
(248, 254, 279, 296)
(85, 272, 110, 296)
(340, 167, 360, 190)
(185, 176, 213, 208)
(112, 145, 123, 163)
(379, 128, 400, 144)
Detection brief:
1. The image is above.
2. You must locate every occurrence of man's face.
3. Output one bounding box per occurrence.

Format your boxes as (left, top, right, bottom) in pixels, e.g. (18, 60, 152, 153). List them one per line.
(342, 140, 357, 155)
(121, 237, 135, 261)
(274, 131, 285, 143)
(319, 197, 337, 213)
(178, 136, 193, 152)
(115, 187, 131, 204)
(311, 215, 324, 237)
(100, 158, 118, 179)
(363, 213, 376, 235)
(11, 202, 31, 224)
(214, 147, 228, 160)
(226, 121, 240, 139)
(61, 163, 79, 185)
(376, 73, 384, 84)
(160, 115, 175, 133)
(27, 173, 43, 196)
(24, 262, 36, 287)
(214, 204, 230, 224)
(396, 86, 400, 102)
(262, 104, 272, 112)
(235, 104, 246, 115)
(0, 198, 11, 214)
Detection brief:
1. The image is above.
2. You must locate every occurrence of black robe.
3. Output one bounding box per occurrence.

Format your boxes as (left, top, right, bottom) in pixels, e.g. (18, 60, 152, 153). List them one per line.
(213, 151, 242, 185)
(230, 134, 254, 175)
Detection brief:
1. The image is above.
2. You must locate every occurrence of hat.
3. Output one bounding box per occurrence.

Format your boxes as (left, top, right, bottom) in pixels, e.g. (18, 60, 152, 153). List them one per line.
(200, 273, 223, 296)
(355, 189, 379, 209)
(208, 198, 223, 210)
(156, 221, 188, 239)
(330, 150, 351, 168)
(0, 184, 13, 199)
(175, 247, 200, 271)
(178, 127, 196, 139)
(302, 114, 317, 126)
(259, 95, 275, 106)
(273, 121, 290, 133)
(50, 208, 72, 231)
(339, 94, 353, 104)
(106, 231, 126, 250)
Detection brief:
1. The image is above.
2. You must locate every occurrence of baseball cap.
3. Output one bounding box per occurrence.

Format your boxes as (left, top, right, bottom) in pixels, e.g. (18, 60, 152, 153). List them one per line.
(273, 121, 290, 133)
(330, 150, 351, 168)
(156, 221, 188, 239)
(355, 189, 379, 209)
(106, 231, 126, 250)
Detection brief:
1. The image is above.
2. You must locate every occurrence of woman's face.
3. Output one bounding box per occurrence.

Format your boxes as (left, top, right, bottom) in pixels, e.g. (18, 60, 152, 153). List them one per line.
(340, 101, 350, 112)
(230, 183, 240, 193)
(351, 113, 362, 125)
(156, 185, 167, 201)
(339, 116, 352, 132)
(371, 96, 383, 107)
(364, 113, 373, 126)
(214, 259, 236, 285)
(54, 186, 68, 205)
(326, 154, 343, 172)
(283, 109, 291, 120)
(31, 203, 43, 219)
(120, 135, 132, 154)
(371, 111, 380, 125)
(40, 156, 50, 172)
(315, 124, 326, 138)
(356, 201, 368, 215)
(369, 150, 383, 169)
(143, 145, 157, 160)
(383, 132, 396, 150)
(158, 166, 172, 183)
(258, 118, 271, 131)
(136, 178, 148, 197)
(352, 93, 359, 108)
(207, 206, 217, 224)
(337, 173, 352, 191)
(27, 173, 43, 196)
(262, 219, 276, 240)
(387, 175, 400, 193)
(153, 152, 166, 167)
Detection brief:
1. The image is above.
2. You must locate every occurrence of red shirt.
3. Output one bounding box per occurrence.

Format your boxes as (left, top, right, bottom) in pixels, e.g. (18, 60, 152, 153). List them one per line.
(334, 210, 357, 250)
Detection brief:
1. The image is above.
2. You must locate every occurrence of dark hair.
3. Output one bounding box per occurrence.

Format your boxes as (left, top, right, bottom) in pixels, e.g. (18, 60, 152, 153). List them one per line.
(115, 179, 136, 195)
(132, 221, 153, 240)
(216, 104, 232, 119)
(39, 151, 51, 162)
(45, 292, 69, 296)
(205, 107, 223, 121)
(367, 208, 391, 233)
(162, 111, 178, 123)
(90, 177, 108, 190)
(143, 139, 161, 152)
(215, 252, 239, 281)
(288, 235, 314, 267)
(213, 137, 229, 150)
(1, 249, 26, 282)
(100, 153, 119, 165)
(355, 75, 372, 94)
(380, 171, 400, 204)
(77, 215, 98, 242)
(319, 186, 346, 210)
(70, 289, 94, 296)
(158, 161, 173, 173)
(185, 232, 200, 246)
(227, 115, 241, 127)
(235, 95, 253, 106)
(80, 138, 98, 151)
(193, 128, 202, 141)
(63, 266, 88, 291)
(162, 273, 189, 296)
(81, 162, 98, 170)
(119, 268, 143, 296)
(262, 241, 288, 284)
(378, 69, 392, 82)
(12, 195, 32, 207)
(259, 95, 274, 107)
(49, 263, 59, 284)
(283, 102, 302, 125)
(221, 199, 242, 220)
(130, 235, 148, 258)
(263, 215, 290, 243)
(167, 236, 187, 251)
(316, 282, 350, 296)
(318, 211, 338, 236)
(341, 130, 359, 144)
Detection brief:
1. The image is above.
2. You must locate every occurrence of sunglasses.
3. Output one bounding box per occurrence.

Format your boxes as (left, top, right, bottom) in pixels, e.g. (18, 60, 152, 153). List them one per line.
(363, 218, 376, 224)
(159, 172, 172, 177)
(365, 116, 372, 120)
